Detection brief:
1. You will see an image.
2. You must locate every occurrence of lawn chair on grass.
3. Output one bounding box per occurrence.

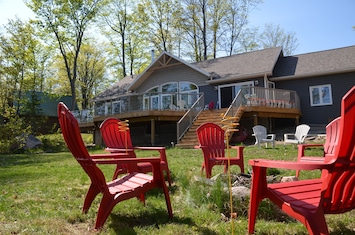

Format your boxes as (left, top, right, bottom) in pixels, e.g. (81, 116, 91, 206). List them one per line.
(248, 86, 355, 235)
(296, 117, 341, 177)
(252, 125, 276, 148)
(58, 102, 172, 229)
(196, 122, 244, 178)
(284, 124, 310, 145)
(100, 117, 172, 186)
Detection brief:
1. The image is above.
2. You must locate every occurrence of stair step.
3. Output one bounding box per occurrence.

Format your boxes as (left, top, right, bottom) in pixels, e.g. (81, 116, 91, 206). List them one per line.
(176, 108, 234, 148)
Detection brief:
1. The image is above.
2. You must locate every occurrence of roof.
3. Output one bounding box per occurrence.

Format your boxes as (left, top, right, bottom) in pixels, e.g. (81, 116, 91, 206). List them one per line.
(194, 47, 283, 84)
(93, 45, 355, 101)
(271, 45, 355, 81)
(93, 75, 136, 101)
(128, 51, 210, 91)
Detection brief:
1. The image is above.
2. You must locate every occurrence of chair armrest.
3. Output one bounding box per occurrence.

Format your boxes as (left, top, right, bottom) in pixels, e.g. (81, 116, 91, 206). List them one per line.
(93, 157, 160, 165)
(297, 144, 324, 160)
(105, 147, 135, 154)
(266, 134, 276, 140)
(93, 157, 164, 180)
(248, 159, 332, 171)
(91, 153, 132, 159)
(134, 147, 168, 162)
(230, 146, 244, 150)
(284, 133, 295, 140)
(134, 146, 166, 151)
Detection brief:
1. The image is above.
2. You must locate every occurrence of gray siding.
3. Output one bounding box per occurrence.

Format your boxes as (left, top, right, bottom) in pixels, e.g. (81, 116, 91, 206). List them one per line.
(199, 85, 218, 106)
(135, 64, 208, 93)
(275, 72, 355, 125)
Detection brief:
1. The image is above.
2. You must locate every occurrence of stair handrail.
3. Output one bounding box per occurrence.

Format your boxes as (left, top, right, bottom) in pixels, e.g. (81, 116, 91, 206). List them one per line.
(176, 94, 204, 144)
(222, 89, 244, 121)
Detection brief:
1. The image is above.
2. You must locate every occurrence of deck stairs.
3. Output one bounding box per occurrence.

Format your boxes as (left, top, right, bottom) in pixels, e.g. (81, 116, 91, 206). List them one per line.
(176, 107, 244, 148)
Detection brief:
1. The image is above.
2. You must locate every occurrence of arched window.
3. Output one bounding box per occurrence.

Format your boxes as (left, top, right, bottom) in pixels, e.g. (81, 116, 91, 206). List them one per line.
(179, 82, 198, 109)
(144, 82, 199, 110)
(144, 86, 159, 110)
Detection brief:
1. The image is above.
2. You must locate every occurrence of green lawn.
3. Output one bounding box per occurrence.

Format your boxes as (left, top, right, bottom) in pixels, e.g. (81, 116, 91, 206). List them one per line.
(0, 143, 354, 234)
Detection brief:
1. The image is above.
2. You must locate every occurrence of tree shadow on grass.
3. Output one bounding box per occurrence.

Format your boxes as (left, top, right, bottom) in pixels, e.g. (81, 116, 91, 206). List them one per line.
(0, 153, 64, 168)
(330, 221, 355, 235)
(109, 209, 218, 235)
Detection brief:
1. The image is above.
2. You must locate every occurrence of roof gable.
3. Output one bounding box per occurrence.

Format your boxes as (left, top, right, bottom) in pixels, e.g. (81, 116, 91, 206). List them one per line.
(128, 51, 210, 91)
(94, 75, 135, 101)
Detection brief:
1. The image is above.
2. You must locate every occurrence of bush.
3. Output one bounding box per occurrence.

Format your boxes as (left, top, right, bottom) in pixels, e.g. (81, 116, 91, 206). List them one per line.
(0, 107, 31, 154)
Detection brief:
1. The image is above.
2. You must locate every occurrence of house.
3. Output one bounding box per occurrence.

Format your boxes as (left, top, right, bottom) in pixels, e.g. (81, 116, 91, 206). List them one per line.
(83, 45, 355, 147)
(13, 92, 75, 134)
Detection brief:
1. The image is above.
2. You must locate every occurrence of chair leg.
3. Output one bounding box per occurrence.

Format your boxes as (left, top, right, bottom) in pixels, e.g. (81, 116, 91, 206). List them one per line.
(162, 163, 172, 187)
(160, 182, 173, 218)
(83, 184, 101, 213)
(248, 167, 266, 234)
(237, 146, 245, 173)
(303, 211, 329, 235)
(95, 194, 115, 229)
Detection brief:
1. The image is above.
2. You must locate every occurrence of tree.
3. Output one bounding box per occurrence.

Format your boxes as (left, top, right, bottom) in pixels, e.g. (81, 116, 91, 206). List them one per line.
(26, 0, 104, 110)
(236, 27, 259, 52)
(182, 0, 261, 61)
(259, 23, 299, 56)
(222, 0, 260, 55)
(76, 43, 106, 109)
(101, 0, 132, 77)
(183, 0, 209, 61)
(209, 0, 227, 58)
(138, 0, 183, 53)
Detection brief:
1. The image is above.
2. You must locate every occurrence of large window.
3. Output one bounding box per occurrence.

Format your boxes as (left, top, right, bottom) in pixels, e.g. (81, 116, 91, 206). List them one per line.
(309, 84, 333, 106)
(144, 82, 198, 110)
(144, 86, 159, 110)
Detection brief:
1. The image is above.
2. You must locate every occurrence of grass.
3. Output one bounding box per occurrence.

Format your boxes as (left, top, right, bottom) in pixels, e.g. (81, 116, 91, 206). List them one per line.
(0, 140, 355, 234)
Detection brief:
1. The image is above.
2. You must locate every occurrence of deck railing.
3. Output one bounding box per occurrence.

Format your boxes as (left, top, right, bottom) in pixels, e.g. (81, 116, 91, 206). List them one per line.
(76, 91, 203, 123)
(176, 94, 204, 143)
(223, 86, 300, 120)
(76, 87, 300, 141)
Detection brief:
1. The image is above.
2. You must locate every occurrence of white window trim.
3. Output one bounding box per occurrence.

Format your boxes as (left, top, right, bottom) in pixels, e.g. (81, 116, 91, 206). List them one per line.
(309, 84, 333, 106)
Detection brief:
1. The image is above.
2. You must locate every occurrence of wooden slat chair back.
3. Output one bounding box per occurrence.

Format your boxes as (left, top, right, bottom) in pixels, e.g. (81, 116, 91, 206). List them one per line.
(196, 122, 244, 178)
(323, 117, 341, 157)
(100, 117, 172, 186)
(58, 103, 172, 229)
(321, 86, 355, 214)
(296, 117, 341, 177)
(248, 86, 355, 235)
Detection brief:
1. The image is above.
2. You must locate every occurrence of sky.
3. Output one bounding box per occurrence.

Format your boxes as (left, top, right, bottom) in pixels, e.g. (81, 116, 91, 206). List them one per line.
(0, 0, 354, 55)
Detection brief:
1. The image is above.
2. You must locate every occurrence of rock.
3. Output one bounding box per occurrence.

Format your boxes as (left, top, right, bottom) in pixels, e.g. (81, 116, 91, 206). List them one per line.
(229, 186, 250, 199)
(281, 176, 299, 182)
(25, 135, 43, 149)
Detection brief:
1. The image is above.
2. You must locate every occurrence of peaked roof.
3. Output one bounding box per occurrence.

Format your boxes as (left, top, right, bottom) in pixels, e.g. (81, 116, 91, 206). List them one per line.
(194, 47, 283, 84)
(94, 75, 136, 101)
(271, 45, 355, 81)
(128, 51, 210, 91)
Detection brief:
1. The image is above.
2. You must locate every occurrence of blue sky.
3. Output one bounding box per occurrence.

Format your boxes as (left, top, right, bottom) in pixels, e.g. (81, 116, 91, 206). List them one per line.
(1, 0, 354, 55)
(249, 0, 355, 54)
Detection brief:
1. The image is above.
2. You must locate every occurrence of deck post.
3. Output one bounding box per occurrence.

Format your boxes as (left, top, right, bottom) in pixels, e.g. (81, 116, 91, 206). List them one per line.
(151, 119, 155, 146)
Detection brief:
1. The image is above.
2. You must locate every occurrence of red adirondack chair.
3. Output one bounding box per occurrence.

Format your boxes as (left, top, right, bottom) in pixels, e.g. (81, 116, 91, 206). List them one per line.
(100, 117, 172, 186)
(58, 102, 172, 229)
(296, 117, 341, 177)
(248, 85, 355, 235)
(196, 122, 244, 178)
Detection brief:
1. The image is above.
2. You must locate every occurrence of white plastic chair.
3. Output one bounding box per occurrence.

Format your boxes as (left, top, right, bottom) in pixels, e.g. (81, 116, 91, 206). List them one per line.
(284, 124, 310, 145)
(252, 125, 276, 148)
(177, 100, 187, 110)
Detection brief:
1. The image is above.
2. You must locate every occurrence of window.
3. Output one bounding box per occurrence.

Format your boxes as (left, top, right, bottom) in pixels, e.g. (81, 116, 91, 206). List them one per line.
(309, 84, 333, 106)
